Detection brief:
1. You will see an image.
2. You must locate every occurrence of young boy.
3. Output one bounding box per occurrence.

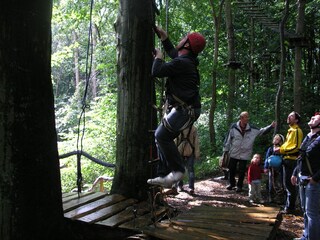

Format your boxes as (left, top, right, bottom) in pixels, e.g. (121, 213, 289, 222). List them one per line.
(247, 154, 264, 203)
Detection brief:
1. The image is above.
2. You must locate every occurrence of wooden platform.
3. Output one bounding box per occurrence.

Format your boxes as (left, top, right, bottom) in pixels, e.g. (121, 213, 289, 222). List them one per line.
(63, 192, 281, 239)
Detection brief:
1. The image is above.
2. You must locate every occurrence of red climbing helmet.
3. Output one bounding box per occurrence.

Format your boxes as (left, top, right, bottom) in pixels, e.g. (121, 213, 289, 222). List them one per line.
(187, 32, 206, 54)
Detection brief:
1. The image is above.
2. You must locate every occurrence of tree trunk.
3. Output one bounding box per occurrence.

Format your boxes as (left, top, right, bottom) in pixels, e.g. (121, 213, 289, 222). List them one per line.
(73, 31, 80, 88)
(249, 17, 255, 103)
(111, 0, 156, 200)
(293, 0, 306, 113)
(225, 0, 236, 126)
(209, 0, 224, 151)
(91, 24, 98, 99)
(0, 2, 64, 240)
(275, 0, 290, 133)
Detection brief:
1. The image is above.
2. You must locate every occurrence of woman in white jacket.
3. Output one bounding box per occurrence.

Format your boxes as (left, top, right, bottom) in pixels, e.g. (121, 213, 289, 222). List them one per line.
(223, 111, 276, 192)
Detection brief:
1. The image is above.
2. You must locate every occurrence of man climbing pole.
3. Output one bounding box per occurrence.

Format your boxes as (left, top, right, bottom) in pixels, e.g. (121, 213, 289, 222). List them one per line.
(147, 26, 206, 188)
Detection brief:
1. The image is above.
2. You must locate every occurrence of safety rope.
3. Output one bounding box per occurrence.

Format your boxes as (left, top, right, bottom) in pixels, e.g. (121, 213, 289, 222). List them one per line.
(149, 0, 170, 157)
(149, 0, 160, 168)
(161, 0, 169, 115)
(76, 0, 95, 194)
(150, 0, 170, 163)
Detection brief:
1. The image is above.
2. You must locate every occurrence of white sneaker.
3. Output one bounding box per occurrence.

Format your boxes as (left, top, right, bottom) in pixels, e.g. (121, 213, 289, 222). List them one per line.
(147, 177, 167, 187)
(147, 171, 184, 188)
(165, 171, 184, 183)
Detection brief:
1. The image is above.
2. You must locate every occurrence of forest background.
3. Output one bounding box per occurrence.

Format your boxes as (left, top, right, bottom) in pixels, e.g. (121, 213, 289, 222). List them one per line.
(53, 0, 320, 193)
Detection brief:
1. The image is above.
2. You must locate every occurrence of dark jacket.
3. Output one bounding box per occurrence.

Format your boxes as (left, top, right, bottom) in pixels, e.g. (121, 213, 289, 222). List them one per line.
(295, 132, 320, 182)
(264, 145, 283, 169)
(152, 38, 201, 108)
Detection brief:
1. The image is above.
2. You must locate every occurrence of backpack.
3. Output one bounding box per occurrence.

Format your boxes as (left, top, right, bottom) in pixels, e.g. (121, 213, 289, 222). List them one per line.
(176, 126, 194, 157)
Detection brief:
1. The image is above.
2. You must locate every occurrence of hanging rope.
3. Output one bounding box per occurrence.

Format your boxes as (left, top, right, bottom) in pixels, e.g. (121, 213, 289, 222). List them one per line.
(151, 0, 170, 122)
(76, 0, 95, 194)
(148, 0, 169, 167)
(149, 0, 161, 165)
(152, 0, 169, 113)
(162, 0, 169, 111)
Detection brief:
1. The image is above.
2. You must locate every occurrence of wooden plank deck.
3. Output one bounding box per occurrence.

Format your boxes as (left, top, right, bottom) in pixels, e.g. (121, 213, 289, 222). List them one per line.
(141, 205, 281, 240)
(63, 193, 281, 240)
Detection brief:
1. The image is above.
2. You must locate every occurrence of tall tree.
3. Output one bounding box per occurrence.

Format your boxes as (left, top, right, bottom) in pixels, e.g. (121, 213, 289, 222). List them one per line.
(275, 0, 290, 133)
(248, 17, 255, 102)
(91, 24, 99, 99)
(73, 31, 81, 87)
(293, 0, 306, 113)
(224, 0, 236, 126)
(209, 0, 224, 151)
(111, 0, 156, 200)
(0, 1, 64, 240)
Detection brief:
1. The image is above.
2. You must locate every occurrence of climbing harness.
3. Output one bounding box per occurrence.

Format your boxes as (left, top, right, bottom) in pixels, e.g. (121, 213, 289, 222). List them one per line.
(162, 94, 196, 133)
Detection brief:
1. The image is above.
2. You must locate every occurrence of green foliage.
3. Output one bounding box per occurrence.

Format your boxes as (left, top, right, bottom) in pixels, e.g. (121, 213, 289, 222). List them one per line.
(60, 167, 77, 193)
(53, 0, 320, 192)
(195, 156, 221, 180)
(57, 90, 117, 192)
(60, 158, 115, 192)
(52, 0, 119, 191)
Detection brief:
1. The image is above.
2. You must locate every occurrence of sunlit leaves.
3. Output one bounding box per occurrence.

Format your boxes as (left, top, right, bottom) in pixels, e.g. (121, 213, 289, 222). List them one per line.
(52, 0, 320, 190)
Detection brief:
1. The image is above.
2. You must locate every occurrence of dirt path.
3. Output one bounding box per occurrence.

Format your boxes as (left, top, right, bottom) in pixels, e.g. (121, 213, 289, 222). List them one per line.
(164, 176, 304, 240)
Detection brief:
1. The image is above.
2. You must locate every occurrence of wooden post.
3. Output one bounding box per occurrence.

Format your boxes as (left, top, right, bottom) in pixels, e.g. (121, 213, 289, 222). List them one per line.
(99, 179, 104, 192)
